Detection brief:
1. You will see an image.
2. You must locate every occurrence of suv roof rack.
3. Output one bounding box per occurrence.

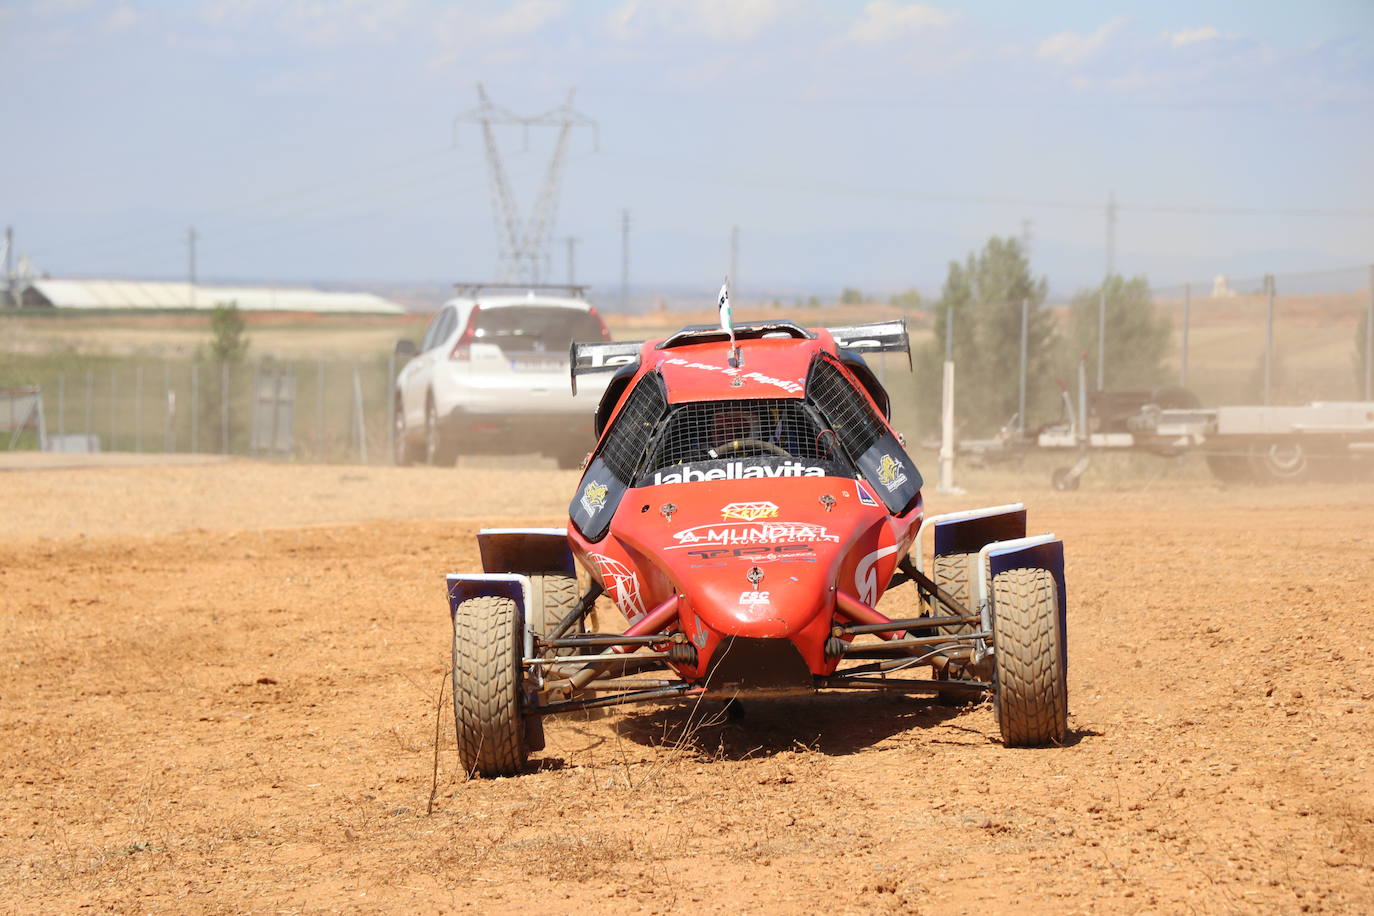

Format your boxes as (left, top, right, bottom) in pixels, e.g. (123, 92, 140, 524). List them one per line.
(453, 282, 591, 299)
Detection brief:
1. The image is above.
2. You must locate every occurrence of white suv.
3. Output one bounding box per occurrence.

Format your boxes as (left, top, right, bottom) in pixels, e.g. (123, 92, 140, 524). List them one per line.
(393, 286, 612, 467)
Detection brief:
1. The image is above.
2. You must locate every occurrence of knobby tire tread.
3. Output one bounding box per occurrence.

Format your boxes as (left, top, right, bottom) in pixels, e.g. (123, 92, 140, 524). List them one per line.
(992, 567, 1068, 747)
(452, 596, 526, 777)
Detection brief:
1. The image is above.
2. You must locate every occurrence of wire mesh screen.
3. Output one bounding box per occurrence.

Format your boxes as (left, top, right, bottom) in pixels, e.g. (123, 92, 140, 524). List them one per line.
(645, 398, 835, 472)
(597, 372, 666, 481)
(806, 357, 883, 459)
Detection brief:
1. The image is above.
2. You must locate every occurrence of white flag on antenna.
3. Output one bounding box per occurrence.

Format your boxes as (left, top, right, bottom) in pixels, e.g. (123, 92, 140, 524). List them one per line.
(717, 280, 734, 350)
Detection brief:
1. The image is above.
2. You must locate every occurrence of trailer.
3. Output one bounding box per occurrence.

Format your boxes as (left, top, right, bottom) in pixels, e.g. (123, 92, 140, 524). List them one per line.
(1029, 359, 1374, 487)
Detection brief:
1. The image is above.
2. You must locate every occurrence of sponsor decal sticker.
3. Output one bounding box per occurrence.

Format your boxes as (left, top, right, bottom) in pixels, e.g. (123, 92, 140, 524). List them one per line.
(876, 454, 908, 492)
(667, 522, 840, 549)
(855, 480, 878, 507)
(653, 460, 826, 485)
(720, 501, 779, 521)
(659, 357, 805, 395)
(580, 480, 609, 514)
(686, 544, 817, 563)
(589, 553, 646, 621)
(738, 591, 771, 607)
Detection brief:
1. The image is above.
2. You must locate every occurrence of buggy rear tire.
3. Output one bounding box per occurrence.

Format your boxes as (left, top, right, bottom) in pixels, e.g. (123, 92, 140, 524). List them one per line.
(991, 567, 1067, 747)
(452, 595, 529, 777)
(528, 575, 582, 658)
(930, 552, 983, 705)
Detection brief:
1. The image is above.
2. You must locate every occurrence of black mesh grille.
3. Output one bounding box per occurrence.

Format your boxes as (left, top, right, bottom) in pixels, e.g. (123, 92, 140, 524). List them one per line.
(645, 399, 836, 472)
(806, 357, 883, 459)
(597, 373, 666, 481)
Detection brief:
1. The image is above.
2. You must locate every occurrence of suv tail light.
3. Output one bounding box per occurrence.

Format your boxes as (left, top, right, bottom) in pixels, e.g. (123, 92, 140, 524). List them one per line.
(449, 305, 482, 360)
(589, 305, 612, 341)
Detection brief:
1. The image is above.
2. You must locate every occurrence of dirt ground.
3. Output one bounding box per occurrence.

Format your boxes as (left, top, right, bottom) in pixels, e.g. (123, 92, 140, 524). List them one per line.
(2, 460, 1372, 914)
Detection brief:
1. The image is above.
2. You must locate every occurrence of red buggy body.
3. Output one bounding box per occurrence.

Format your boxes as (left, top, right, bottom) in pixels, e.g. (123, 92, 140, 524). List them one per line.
(446, 319, 1068, 776)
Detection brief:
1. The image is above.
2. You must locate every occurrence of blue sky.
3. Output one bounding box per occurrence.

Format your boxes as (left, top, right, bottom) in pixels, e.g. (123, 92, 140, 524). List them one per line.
(2, 0, 1372, 302)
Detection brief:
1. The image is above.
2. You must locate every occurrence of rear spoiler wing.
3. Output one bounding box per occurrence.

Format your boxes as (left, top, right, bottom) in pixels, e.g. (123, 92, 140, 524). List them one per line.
(568, 319, 911, 392)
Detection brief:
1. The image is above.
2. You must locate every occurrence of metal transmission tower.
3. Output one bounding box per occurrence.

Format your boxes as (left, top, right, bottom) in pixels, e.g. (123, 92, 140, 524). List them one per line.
(454, 84, 597, 283)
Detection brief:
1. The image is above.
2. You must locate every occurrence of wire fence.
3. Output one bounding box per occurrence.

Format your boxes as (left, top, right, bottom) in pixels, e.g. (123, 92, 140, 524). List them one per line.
(1149, 264, 1372, 407)
(2, 354, 398, 462)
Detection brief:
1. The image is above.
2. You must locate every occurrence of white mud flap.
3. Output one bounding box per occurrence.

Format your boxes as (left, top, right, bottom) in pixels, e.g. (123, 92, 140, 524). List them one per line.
(476, 527, 574, 577)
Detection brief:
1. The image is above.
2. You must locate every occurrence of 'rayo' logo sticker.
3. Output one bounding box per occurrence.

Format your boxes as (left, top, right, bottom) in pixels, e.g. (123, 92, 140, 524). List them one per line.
(653, 461, 826, 485)
(580, 480, 609, 514)
(876, 454, 907, 492)
(720, 501, 779, 521)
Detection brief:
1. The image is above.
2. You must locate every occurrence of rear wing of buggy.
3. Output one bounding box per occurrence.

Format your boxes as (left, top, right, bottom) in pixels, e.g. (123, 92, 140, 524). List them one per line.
(568, 319, 910, 393)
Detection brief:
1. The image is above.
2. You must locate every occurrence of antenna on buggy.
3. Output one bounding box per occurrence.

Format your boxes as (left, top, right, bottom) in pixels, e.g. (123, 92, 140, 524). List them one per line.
(717, 279, 741, 367)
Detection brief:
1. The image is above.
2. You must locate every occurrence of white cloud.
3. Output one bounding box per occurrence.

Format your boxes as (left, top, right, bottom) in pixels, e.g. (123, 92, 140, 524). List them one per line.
(1035, 16, 1126, 67)
(430, 1, 567, 68)
(847, 1, 953, 44)
(605, 0, 790, 43)
(1163, 26, 1224, 48)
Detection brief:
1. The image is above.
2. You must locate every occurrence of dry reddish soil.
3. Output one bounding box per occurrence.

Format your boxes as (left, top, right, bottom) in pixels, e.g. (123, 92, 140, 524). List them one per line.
(2, 462, 1372, 914)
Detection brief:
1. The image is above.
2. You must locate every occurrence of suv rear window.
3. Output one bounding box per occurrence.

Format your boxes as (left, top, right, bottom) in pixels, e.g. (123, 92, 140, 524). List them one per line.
(473, 306, 604, 353)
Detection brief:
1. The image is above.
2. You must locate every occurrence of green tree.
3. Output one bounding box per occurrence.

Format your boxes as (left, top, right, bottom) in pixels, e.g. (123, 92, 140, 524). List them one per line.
(888, 287, 923, 310)
(839, 287, 864, 305)
(915, 237, 1054, 436)
(209, 301, 249, 363)
(1066, 275, 1170, 390)
(199, 301, 250, 452)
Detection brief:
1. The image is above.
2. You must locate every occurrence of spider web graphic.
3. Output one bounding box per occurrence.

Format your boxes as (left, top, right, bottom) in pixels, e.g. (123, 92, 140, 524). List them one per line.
(590, 553, 646, 620)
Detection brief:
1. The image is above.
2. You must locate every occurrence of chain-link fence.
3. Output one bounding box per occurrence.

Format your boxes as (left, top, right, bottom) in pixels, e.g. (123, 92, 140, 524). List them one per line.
(1, 354, 398, 462)
(1150, 264, 1373, 408)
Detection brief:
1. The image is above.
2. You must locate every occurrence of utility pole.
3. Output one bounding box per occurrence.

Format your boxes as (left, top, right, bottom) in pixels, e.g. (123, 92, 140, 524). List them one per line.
(187, 227, 198, 309)
(620, 209, 630, 312)
(1020, 218, 1033, 259)
(1096, 191, 1116, 392)
(564, 236, 578, 286)
(730, 225, 739, 303)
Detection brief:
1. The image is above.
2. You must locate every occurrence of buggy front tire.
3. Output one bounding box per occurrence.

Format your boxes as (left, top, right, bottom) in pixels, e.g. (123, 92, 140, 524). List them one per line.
(991, 567, 1067, 747)
(452, 595, 529, 777)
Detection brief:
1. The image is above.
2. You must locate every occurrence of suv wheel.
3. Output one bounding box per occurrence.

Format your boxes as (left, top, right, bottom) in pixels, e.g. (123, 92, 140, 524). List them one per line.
(425, 398, 458, 466)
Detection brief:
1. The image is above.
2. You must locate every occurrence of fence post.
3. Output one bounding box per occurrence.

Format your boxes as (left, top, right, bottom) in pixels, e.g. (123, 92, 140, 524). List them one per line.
(386, 351, 396, 462)
(1264, 274, 1275, 406)
(191, 362, 199, 453)
(110, 367, 118, 452)
(57, 374, 65, 445)
(352, 361, 367, 464)
(316, 359, 325, 461)
(1180, 282, 1191, 388)
(135, 364, 144, 453)
(163, 362, 174, 453)
(84, 369, 93, 445)
(221, 361, 230, 455)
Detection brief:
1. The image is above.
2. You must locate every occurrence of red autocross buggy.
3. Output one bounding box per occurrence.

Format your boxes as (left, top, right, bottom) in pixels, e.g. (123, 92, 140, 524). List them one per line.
(446, 319, 1068, 776)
